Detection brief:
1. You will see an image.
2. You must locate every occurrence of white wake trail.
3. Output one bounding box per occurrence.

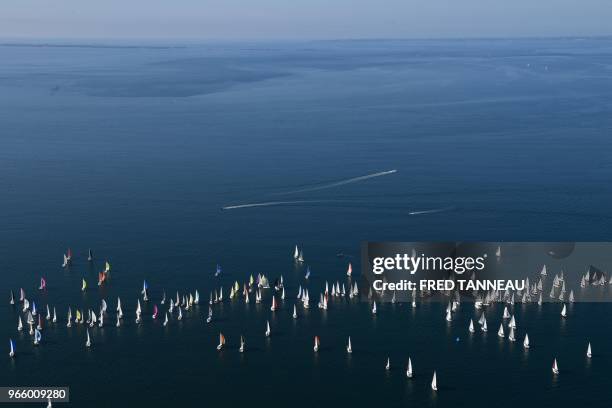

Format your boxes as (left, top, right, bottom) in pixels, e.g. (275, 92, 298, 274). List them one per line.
(273, 169, 397, 195)
(222, 200, 329, 210)
(409, 206, 455, 216)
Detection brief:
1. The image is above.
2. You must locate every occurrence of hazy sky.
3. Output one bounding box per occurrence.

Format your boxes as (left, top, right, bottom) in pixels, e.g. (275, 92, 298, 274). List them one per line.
(2, 0, 611, 40)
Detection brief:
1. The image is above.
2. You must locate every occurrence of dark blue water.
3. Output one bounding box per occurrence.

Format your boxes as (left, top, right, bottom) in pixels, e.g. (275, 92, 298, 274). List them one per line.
(1, 38, 611, 407)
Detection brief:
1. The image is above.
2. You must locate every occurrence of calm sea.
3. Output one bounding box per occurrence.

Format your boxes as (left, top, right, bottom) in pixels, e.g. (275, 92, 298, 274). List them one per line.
(0, 38, 611, 407)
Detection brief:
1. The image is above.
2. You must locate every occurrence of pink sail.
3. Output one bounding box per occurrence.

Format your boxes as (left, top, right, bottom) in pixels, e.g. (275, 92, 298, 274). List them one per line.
(39, 278, 46, 290)
(152, 305, 158, 319)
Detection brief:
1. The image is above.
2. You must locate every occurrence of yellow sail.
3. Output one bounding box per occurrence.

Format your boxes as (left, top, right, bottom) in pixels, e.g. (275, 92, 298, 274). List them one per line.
(82, 279, 87, 291)
(249, 275, 254, 285)
(76, 310, 81, 321)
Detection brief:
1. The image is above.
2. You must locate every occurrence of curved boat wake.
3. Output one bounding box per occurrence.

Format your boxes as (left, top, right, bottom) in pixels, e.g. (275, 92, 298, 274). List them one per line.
(222, 200, 331, 210)
(272, 170, 397, 195)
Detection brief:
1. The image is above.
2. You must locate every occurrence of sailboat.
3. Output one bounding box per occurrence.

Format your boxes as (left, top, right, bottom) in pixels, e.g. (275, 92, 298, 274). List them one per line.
(372, 301, 377, 315)
(498, 324, 505, 338)
(541, 265, 547, 276)
(552, 358, 559, 374)
(297, 249, 304, 263)
(9, 290, 14, 305)
(508, 327, 516, 342)
(587, 342, 592, 358)
(496, 246, 501, 258)
(523, 334, 530, 349)
(88, 248, 93, 261)
(81, 279, 87, 292)
(293, 245, 300, 260)
(239, 336, 246, 353)
(33, 329, 41, 345)
(265, 321, 271, 337)
(17, 317, 23, 331)
(142, 281, 148, 301)
(117, 298, 123, 318)
(346, 336, 352, 353)
(135, 300, 142, 323)
(560, 304, 567, 318)
(468, 319, 475, 333)
(270, 296, 277, 312)
(215, 264, 222, 277)
(313, 336, 320, 352)
(206, 307, 212, 324)
(217, 333, 225, 350)
(86, 329, 91, 348)
(9, 339, 15, 357)
(385, 357, 390, 371)
(293, 305, 297, 319)
(407, 358, 413, 378)
(482, 318, 488, 333)
(52, 307, 57, 323)
(152, 305, 158, 319)
(431, 371, 437, 391)
(39, 277, 46, 290)
(163, 313, 169, 327)
(346, 263, 352, 277)
(177, 307, 183, 321)
(116, 314, 121, 327)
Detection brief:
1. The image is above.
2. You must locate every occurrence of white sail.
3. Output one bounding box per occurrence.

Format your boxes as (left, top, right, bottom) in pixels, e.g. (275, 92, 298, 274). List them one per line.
(552, 358, 559, 374)
(587, 342, 592, 358)
(293, 305, 297, 319)
(265, 321, 271, 337)
(385, 357, 390, 370)
(497, 324, 506, 338)
(431, 371, 437, 391)
(523, 333, 530, 349)
(560, 304, 567, 318)
(407, 357, 413, 378)
(86, 330, 91, 348)
(346, 336, 352, 353)
(293, 245, 299, 259)
(468, 319, 474, 333)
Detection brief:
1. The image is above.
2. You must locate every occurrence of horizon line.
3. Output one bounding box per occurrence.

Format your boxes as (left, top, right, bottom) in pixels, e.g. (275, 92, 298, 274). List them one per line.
(1, 34, 612, 48)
